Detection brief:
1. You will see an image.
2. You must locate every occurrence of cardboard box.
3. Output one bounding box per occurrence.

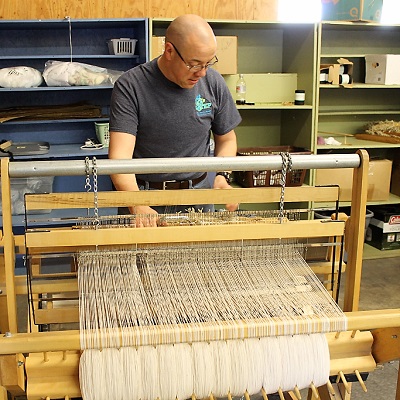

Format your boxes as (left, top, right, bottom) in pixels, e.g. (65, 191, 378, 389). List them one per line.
(315, 159, 392, 201)
(150, 36, 237, 75)
(321, 0, 383, 22)
(320, 58, 353, 86)
(391, 156, 400, 197)
(365, 54, 400, 85)
(367, 205, 400, 250)
(151, 36, 165, 60)
(213, 36, 237, 75)
(224, 73, 297, 104)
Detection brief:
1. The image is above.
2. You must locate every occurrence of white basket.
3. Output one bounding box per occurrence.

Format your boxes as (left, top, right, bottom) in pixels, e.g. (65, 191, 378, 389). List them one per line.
(95, 122, 110, 147)
(108, 38, 137, 55)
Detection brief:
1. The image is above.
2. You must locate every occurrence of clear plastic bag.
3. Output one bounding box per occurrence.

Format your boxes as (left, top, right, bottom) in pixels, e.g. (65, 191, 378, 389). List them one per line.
(42, 60, 122, 87)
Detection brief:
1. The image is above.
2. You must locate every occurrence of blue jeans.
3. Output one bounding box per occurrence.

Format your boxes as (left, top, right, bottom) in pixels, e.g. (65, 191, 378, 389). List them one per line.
(118, 175, 215, 215)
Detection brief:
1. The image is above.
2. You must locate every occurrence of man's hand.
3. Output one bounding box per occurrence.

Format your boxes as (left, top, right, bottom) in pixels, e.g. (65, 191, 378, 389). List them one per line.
(130, 205, 159, 227)
(213, 174, 239, 212)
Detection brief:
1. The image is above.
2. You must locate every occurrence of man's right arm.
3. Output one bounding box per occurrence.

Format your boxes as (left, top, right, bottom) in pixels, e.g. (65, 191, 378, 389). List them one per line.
(108, 131, 158, 226)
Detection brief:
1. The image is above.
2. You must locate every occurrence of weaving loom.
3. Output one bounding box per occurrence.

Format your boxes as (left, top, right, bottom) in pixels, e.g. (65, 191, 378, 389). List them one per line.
(1, 151, 400, 400)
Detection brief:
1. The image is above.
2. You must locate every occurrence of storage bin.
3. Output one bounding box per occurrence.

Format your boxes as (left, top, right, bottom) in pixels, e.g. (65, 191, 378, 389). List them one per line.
(367, 205, 400, 250)
(0, 176, 54, 215)
(235, 146, 311, 187)
(107, 38, 137, 55)
(95, 122, 110, 146)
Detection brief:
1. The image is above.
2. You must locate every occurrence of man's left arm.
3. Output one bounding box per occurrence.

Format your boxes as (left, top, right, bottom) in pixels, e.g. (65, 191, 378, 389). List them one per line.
(213, 130, 239, 211)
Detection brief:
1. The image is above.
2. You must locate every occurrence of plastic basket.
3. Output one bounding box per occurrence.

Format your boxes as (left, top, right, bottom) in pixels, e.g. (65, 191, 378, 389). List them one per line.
(95, 122, 110, 147)
(235, 146, 312, 187)
(107, 38, 137, 55)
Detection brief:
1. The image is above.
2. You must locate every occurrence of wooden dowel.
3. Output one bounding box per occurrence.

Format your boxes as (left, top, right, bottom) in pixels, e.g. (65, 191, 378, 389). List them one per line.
(261, 388, 269, 400)
(278, 388, 285, 400)
(227, 392, 232, 400)
(43, 352, 49, 362)
(335, 331, 341, 339)
(210, 393, 215, 400)
(310, 382, 319, 399)
(351, 330, 357, 338)
(191, 394, 196, 400)
(244, 391, 251, 400)
(338, 371, 351, 394)
(326, 380, 335, 396)
(294, 385, 302, 399)
(355, 370, 368, 392)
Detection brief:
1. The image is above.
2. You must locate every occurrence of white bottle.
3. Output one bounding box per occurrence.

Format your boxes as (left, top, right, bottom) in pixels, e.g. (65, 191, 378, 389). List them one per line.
(235, 74, 246, 105)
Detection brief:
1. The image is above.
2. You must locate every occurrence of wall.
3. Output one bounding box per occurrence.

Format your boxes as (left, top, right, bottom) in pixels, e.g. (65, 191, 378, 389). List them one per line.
(0, 0, 277, 21)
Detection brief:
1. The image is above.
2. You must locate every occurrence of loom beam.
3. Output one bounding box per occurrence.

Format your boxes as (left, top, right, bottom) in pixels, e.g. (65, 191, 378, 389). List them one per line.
(0, 329, 377, 400)
(1, 310, 400, 354)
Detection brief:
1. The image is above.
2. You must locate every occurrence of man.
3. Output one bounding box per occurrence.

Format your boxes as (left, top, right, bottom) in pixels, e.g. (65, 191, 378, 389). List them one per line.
(108, 14, 241, 227)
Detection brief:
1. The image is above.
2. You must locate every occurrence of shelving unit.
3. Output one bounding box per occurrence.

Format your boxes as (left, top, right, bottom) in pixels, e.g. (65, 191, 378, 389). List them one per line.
(0, 18, 147, 156)
(316, 22, 400, 159)
(0, 18, 148, 226)
(315, 21, 400, 196)
(315, 21, 400, 259)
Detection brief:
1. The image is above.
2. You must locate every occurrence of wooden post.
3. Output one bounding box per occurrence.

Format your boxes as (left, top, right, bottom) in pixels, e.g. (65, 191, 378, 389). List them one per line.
(0, 354, 25, 397)
(343, 149, 369, 312)
(0, 159, 18, 332)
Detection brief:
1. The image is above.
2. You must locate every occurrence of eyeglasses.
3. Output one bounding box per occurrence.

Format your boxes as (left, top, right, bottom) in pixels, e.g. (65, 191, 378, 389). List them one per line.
(169, 42, 218, 72)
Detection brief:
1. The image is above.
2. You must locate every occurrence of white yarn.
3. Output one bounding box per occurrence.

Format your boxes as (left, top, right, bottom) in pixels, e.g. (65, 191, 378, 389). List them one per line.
(158, 344, 178, 400)
(138, 345, 160, 400)
(227, 339, 248, 396)
(80, 334, 330, 400)
(175, 343, 194, 400)
(245, 337, 264, 395)
(122, 346, 141, 400)
(192, 341, 215, 398)
(77, 244, 338, 399)
(210, 340, 230, 397)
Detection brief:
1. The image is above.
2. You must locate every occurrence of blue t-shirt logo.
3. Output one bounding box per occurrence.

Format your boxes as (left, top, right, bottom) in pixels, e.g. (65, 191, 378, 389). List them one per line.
(195, 94, 212, 116)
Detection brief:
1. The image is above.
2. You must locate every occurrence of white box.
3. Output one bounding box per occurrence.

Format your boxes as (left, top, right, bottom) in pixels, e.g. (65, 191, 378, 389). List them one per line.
(365, 54, 400, 85)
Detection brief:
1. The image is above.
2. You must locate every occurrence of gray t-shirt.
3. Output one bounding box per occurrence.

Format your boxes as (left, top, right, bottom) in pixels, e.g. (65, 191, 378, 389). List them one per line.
(109, 58, 241, 181)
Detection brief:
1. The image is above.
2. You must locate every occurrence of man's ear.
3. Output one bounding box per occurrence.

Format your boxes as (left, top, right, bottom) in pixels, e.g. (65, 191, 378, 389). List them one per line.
(164, 41, 174, 60)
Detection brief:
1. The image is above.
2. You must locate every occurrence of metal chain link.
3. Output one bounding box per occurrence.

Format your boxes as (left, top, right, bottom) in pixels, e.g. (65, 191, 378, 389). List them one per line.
(92, 157, 100, 228)
(84, 157, 91, 216)
(279, 152, 292, 222)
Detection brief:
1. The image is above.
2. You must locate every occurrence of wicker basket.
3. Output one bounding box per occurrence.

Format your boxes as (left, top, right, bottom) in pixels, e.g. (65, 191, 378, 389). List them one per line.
(235, 146, 311, 187)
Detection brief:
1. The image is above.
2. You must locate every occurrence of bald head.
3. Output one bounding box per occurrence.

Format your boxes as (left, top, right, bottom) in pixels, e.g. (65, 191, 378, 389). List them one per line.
(166, 14, 216, 52)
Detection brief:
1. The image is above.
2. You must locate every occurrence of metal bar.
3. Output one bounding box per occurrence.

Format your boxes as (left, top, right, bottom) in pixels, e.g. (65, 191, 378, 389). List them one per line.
(8, 153, 361, 178)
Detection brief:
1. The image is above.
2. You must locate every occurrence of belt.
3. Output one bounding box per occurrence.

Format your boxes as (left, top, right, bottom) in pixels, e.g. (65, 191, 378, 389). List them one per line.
(137, 172, 207, 190)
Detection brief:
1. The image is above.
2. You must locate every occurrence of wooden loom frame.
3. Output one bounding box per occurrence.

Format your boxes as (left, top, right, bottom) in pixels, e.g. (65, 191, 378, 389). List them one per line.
(1, 150, 400, 400)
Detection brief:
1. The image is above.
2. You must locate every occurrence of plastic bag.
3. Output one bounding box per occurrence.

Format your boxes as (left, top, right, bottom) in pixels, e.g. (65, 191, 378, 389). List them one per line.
(42, 60, 122, 87)
(0, 66, 43, 88)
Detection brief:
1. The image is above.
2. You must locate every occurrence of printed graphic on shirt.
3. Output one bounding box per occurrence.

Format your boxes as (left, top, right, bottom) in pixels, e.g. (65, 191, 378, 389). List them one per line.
(195, 94, 212, 117)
